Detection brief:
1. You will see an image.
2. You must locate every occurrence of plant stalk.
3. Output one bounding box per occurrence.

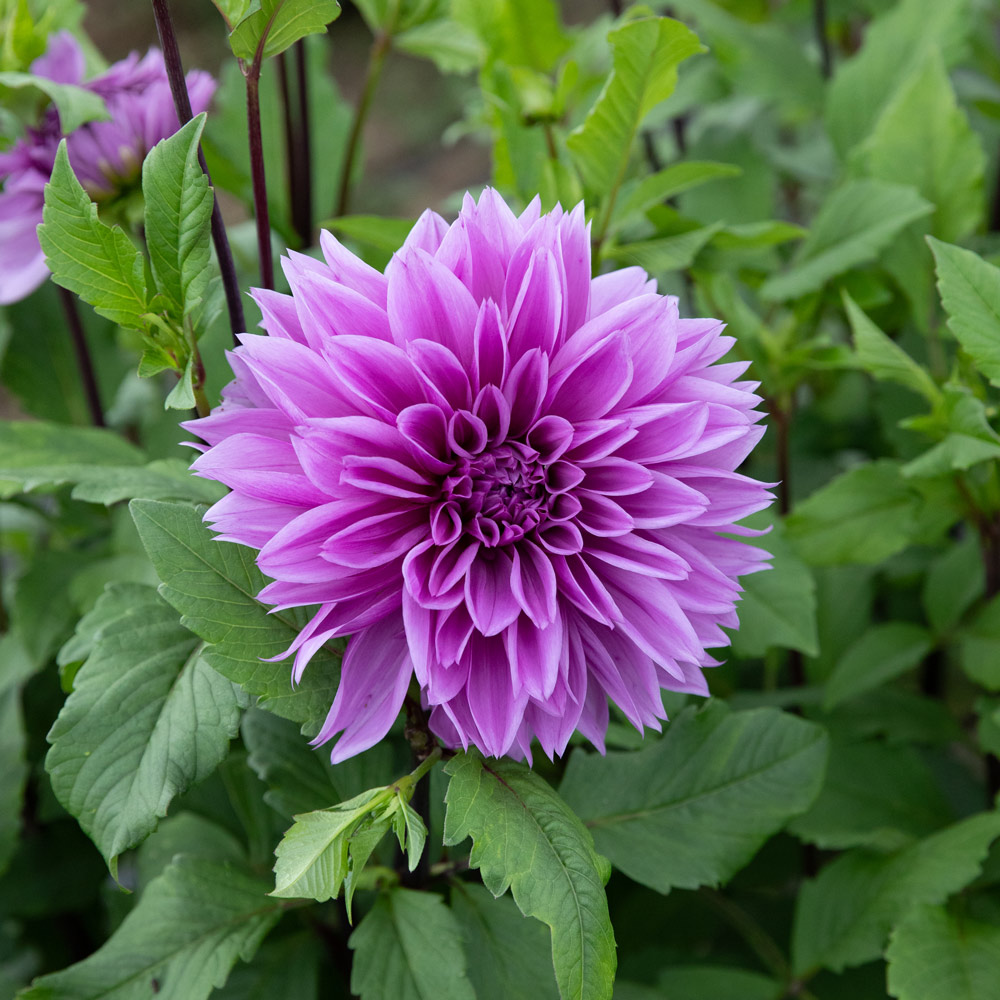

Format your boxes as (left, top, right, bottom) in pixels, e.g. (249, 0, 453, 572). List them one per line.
(57, 285, 105, 427)
(245, 61, 274, 289)
(150, 0, 246, 345)
(295, 39, 313, 243)
(813, 0, 832, 79)
(334, 30, 391, 218)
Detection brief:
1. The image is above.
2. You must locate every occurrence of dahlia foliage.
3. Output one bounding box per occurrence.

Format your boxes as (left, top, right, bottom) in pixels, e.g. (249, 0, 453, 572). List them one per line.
(188, 190, 772, 762)
(0, 31, 215, 304)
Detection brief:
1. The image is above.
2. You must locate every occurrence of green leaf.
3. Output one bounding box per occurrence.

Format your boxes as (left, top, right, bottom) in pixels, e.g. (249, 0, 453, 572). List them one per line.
(567, 17, 703, 196)
(0, 70, 108, 133)
(142, 114, 213, 321)
(211, 932, 320, 1000)
(655, 966, 783, 1000)
(928, 237, 1000, 386)
(230, 0, 341, 62)
(444, 753, 617, 1000)
(560, 702, 827, 893)
(326, 215, 416, 253)
(0, 419, 144, 498)
(887, 905, 1000, 1000)
(823, 623, 933, 710)
(961, 595, 1000, 691)
(164, 352, 197, 410)
(605, 224, 722, 273)
(67, 459, 225, 506)
(38, 142, 149, 328)
(785, 460, 922, 566)
(791, 811, 1000, 975)
(843, 292, 941, 404)
(19, 856, 283, 1000)
(922, 534, 984, 637)
(759, 181, 933, 301)
(825, 0, 972, 158)
(130, 499, 339, 728)
(450, 883, 559, 1000)
(727, 519, 818, 658)
(0, 686, 26, 878)
(613, 161, 742, 227)
(855, 49, 984, 244)
(270, 787, 389, 902)
(349, 887, 476, 1000)
(211, 0, 254, 30)
(394, 19, 483, 74)
(45, 584, 241, 872)
(788, 739, 954, 852)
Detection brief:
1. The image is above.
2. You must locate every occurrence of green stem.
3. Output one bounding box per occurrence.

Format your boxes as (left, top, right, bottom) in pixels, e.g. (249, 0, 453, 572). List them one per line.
(334, 29, 391, 218)
(699, 888, 791, 983)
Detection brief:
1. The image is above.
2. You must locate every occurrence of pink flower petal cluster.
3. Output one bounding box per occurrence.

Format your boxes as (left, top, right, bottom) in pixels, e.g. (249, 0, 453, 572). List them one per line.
(187, 191, 772, 762)
(0, 31, 215, 304)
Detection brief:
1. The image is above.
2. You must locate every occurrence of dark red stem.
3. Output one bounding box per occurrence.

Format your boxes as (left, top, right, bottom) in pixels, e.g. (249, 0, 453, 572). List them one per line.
(57, 285, 104, 427)
(245, 61, 274, 289)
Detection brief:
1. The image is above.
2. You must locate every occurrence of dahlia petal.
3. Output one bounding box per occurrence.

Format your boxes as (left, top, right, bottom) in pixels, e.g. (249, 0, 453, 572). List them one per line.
(586, 533, 691, 580)
(473, 299, 509, 391)
(284, 263, 392, 344)
(250, 288, 307, 344)
(576, 492, 634, 537)
(546, 335, 634, 422)
(569, 418, 639, 463)
(407, 339, 472, 411)
(323, 335, 429, 418)
(465, 550, 520, 636)
(617, 473, 708, 528)
(581, 458, 653, 496)
(435, 602, 476, 668)
(507, 248, 563, 360)
(526, 414, 574, 463)
(396, 404, 454, 473)
(322, 507, 428, 569)
(319, 229, 388, 307)
(473, 384, 512, 446)
(588, 266, 656, 318)
(464, 633, 526, 757)
(559, 202, 591, 337)
(203, 491, 308, 549)
(504, 610, 562, 699)
(510, 540, 558, 627)
(399, 208, 450, 256)
(312, 620, 413, 764)
(503, 348, 549, 437)
(340, 454, 438, 499)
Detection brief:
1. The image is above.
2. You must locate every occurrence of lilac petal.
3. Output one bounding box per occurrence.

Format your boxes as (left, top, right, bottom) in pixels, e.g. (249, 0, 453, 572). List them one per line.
(312, 620, 413, 764)
(203, 491, 307, 549)
(322, 506, 428, 569)
(618, 473, 708, 528)
(473, 384, 511, 446)
(568, 418, 638, 463)
(31, 30, 85, 84)
(319, 229, 388, 307)
(526, 414, 574, 463)
(400, 208, 450, 256)
(473, 299, 509, 391)
(284, 263, 392, 344)
(464, 633, 526, 756)
(588, 266, 657, 318)
(586, 533, 691, 580)
(504, 610, 562, 699)
(617, 402, 710, 464)
(465, 550, 520, 636)
(575, 493, 634, 537)
(507, 248, 563, 360)
(341, 454, 438, 499)
(503, 348, 549, 437)
(387, 248, 479, 367)
(546, 335, 634, 423)
(407, 339, 473, 411)
(435, 602, 476, 668)
(581, 457, 653, 495)
(250, 288, 307, 344)
(510, 540, 558, 627)
(397, 404, 454, 473)
(558, 202, 592, 337)
(323, 335, 428, 418)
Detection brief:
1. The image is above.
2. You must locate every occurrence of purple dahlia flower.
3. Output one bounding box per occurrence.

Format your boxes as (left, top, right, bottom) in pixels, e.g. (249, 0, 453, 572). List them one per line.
(186, 190, 773, 763)
(0, 31, 215, 304)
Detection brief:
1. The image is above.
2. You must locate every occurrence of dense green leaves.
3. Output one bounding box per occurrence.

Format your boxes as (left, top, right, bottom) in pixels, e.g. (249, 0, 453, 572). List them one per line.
(560, 703, 827, 893)
(0, 685, 26, 878)
(760, 181, 932, 301)
(46, 584, 241, 872)
(142, 114, 213, 321)
(444, 753, 616, 1000)
(229, 0, 341, 62)
(567, 16, 702, 210)
(0, 70, 107, 133)
(792, 811, 1000, 974)
(130, 499, 339, 728)
(20, 856, 283, 1000)
(349, 888, 475, 1000)
(38, 142, 149, 328)
(887, 905, 1000, 1000)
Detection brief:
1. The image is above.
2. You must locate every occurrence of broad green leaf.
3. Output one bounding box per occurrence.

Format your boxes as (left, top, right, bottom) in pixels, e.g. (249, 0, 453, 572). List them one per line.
(788, 739, 954, 852)
(843, 292, 941, 404)
(760, 181, 932, 301)
(726, 519, 818, 658)
(444, 753, 616, 1000)
(605, 224, 721, 273)
(0, 686, 26, 878)
(211, 0, 254, 29)
(887, 905, 1000, 1000)
(134, 812, 247, 889)
(649, 966, 782, 1000)
(271, 788, 386, 901)
(0, 418, 143, 497)
(825, 0, 972, 158)
(791, 810, 1000, 975)
(922, 534, 983, 637)
(710, 220, 806, 251)
(394, 19, 483, 74)
(0, 70, 107, 133)
(19, 856, 283, 1000)
(349, 888, 475, 1000)
(326, 216, 416, 253)
(785, 460, 921, 566)
(211, 932, 320, 1000)
(928, 238, 1000, 386)
(614, 161, 742, 227)
(451, 883, 559, 1000)
(229, 0, 341, 62)
(452, 0, 568, 72)
(961, 595, 1000, 691)
(823, 623, 933, 710)
(856, 49, 984, 243)
(46, 584, 241, 872)
(824, 688, 963, 748)
(12, 548, 84, 669)
(567, 17, 703, 197)
(39, 142, 149, 328)
(67, 459, 225, 506)
(142, 114, 213, 320)
(130, 499, 340, 728)
(560, 702, 827, 893)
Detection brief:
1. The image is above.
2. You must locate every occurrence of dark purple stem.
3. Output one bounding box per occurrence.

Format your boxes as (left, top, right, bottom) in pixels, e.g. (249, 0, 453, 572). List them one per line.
(277, 45, 313, 247)
(295, 39, 313, 244)
(151, 0, 245, 345)
(245, 62, 274, 289)
(814, 0, 832, 79)
(57, 285, 105, 427)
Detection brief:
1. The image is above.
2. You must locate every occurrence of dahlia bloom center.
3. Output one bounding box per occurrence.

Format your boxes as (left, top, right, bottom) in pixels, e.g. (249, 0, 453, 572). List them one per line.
(186, 189, 773, 764)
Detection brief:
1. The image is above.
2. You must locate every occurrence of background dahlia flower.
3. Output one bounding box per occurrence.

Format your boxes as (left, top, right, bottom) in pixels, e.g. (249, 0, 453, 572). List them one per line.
(0, 31, 215, 304)
(187, 190, 773, 763)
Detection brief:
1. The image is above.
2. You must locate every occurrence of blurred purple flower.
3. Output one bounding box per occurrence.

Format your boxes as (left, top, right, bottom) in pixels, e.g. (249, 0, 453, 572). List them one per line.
(187, 190, 773, 763)
(0, 31, 215, 304)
